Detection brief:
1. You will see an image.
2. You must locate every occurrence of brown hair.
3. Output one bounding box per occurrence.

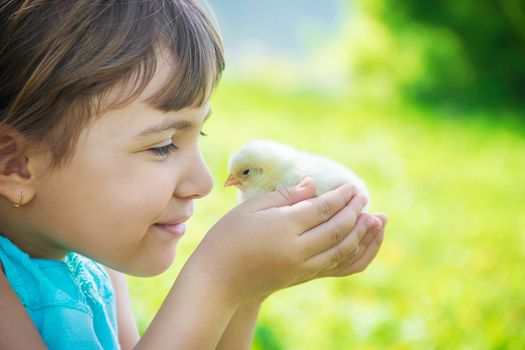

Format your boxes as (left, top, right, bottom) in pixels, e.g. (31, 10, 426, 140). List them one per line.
(0, 0, 224, 169)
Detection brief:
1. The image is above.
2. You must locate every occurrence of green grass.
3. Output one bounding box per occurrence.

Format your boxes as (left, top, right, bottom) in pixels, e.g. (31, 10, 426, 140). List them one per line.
(127, 79, 525, 349)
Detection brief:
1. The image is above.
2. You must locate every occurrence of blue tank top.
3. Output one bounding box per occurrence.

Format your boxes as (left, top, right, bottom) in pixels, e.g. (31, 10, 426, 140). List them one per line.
(0, 236, 120, 349)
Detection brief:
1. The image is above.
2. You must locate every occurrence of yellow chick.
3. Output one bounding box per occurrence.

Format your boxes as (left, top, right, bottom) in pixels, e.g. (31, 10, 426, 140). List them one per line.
(225, 140, 370, 206)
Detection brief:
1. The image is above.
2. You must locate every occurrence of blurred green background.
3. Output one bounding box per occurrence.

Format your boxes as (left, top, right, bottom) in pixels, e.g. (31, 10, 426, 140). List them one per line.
(128, 1, 525, 348)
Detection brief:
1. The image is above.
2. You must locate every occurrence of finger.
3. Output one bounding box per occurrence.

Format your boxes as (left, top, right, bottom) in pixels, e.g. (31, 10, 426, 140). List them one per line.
(338, 224, 385, 276)
(244, 177, 317, 211)
(373, 212, 388, 229)
(356, 213, 387, 249)
(317, 222, 384, 278)
(298, 197, 370, 258)
(286, 183, 360, 233)
(359, 228, 379, 247)
(303, 213, 380, 271)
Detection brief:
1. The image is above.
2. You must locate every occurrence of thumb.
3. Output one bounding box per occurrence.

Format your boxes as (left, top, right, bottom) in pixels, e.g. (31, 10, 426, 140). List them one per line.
(247, 177, 316, 211)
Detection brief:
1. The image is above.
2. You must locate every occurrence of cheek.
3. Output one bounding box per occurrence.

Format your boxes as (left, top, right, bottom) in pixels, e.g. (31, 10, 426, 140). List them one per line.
(114, 170, 175, 220)
(97, 163, 177, 230)
(35, 154, 177, 247)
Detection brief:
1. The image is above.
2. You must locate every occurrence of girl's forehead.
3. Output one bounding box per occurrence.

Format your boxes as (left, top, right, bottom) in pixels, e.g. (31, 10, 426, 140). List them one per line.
(88, 97, 210, 144)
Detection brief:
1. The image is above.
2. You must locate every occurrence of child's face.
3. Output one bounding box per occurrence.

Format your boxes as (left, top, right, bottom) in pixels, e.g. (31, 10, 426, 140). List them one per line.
(22, 60, 214, 276)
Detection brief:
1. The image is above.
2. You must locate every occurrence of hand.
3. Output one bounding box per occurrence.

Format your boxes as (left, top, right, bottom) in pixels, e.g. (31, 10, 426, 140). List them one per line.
(314, 212, 386, 279)
(184, 177, 369, 306)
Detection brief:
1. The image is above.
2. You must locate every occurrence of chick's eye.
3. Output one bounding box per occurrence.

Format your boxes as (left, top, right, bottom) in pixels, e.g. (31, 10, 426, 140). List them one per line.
(242, 168, 250, 176)
(200, 130, 208, 136)
(149, 143, 178, 157)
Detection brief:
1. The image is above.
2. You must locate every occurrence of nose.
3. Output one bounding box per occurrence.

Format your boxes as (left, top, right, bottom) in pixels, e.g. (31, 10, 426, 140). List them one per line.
(175, 147, 214, 200)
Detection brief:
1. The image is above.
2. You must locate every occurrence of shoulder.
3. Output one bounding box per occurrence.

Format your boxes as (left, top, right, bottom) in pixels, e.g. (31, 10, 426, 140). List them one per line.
(66, 253, 115, 303)
(0, 258, 47, 349)
(102, 266, 140, 349)
(101, 265, 130, 308)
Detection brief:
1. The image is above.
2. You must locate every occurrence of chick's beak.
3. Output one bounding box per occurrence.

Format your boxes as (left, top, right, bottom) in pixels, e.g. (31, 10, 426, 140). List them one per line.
(224, 174, 241, 187)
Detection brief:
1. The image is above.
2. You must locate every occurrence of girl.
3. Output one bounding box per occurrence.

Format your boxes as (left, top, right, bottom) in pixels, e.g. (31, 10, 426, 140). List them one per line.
(0, 0, 387, 349)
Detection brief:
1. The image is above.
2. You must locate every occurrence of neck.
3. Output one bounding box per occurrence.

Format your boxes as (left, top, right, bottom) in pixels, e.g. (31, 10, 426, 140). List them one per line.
(0, 230, 68, 260)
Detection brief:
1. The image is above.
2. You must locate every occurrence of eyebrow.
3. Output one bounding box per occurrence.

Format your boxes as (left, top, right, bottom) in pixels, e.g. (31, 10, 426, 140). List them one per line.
(136, 108, 212, 138)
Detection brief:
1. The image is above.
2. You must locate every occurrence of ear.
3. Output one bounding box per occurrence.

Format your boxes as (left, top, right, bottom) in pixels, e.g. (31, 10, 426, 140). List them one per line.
(0, 133, 39, 206)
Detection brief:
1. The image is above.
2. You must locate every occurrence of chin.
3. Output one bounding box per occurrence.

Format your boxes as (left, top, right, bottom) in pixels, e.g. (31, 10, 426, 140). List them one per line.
(124, 249, 177, 277)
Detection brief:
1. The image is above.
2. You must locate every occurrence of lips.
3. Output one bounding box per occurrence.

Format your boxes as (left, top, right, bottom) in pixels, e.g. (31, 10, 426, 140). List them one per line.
(155, 215, 191, 226)
(154, 211, 192, 237)
(154, 203, 194, 237)
(154, 222, 186, 236)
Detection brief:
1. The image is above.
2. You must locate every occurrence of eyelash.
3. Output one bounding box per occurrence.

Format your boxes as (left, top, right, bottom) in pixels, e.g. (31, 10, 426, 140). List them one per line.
(149, 143, 178, 156)
(149, 131, 208, 157)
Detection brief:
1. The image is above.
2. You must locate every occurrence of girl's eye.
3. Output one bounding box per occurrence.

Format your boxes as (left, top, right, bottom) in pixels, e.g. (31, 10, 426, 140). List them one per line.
(149, 143, 178, 157)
